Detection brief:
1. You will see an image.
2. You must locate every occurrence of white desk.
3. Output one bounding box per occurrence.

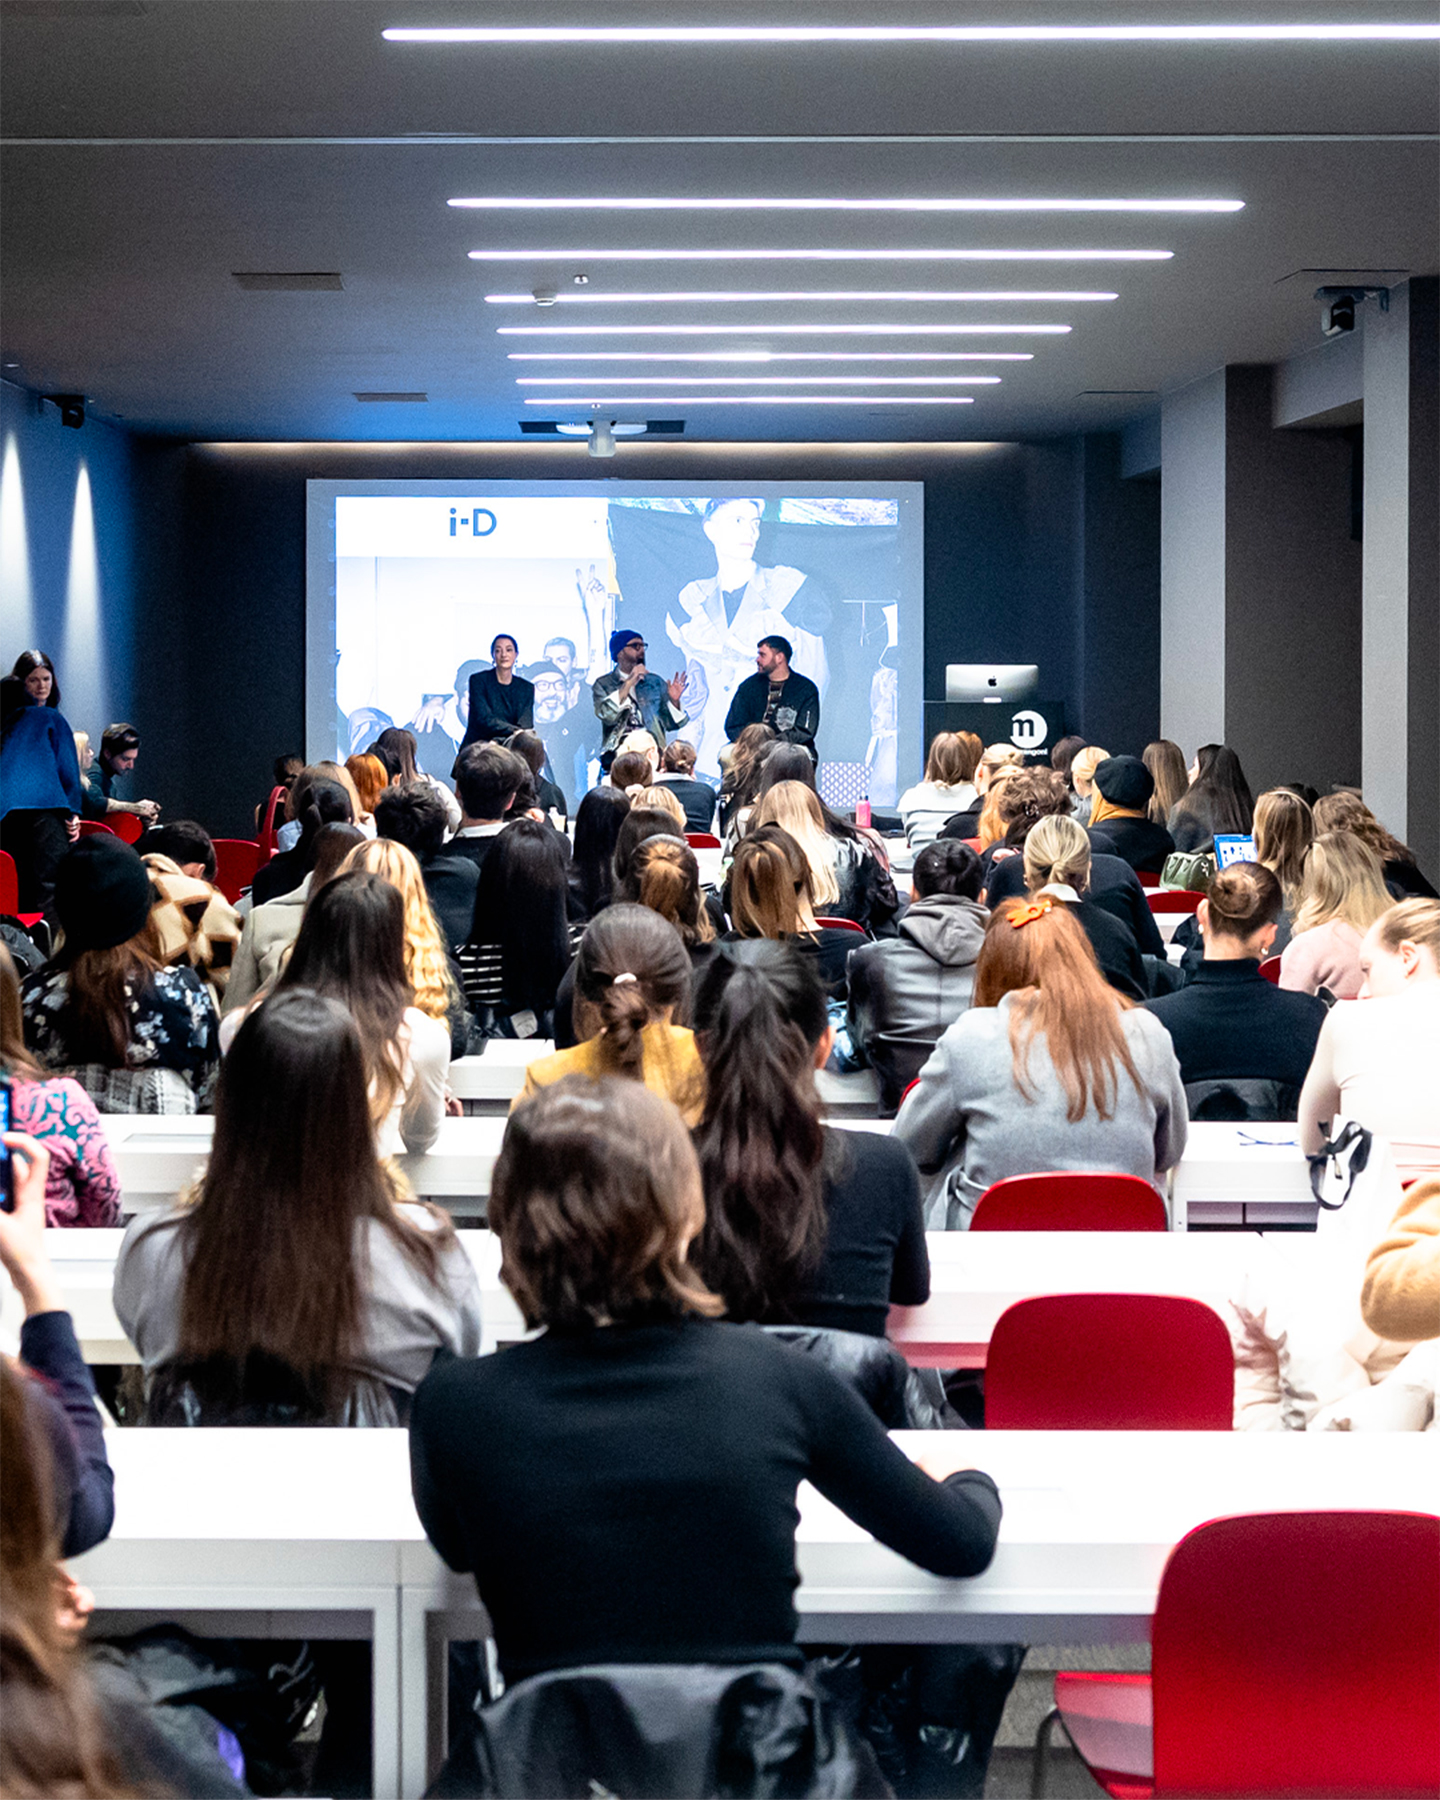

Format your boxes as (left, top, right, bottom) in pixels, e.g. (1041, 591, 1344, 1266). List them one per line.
(1171, 1122, 1318, 1229)
(449, 1047, 881, 1116)
(72, 1430, 1435, 1798)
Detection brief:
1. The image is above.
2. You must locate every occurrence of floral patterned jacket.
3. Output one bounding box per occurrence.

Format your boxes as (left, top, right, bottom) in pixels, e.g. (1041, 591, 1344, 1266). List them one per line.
(9, 1075, 122, 1226)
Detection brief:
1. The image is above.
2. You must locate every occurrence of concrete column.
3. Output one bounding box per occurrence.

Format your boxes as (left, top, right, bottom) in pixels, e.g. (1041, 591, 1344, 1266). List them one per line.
(1362, 277, 1440, 872)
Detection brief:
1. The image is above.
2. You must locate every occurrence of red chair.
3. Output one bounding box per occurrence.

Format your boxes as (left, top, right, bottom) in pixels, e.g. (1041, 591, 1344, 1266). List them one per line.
(211, 839, 262, 904)
(985, 1293, 1233, 1430)
(814, 916, 866, 935)
(1037, 1510, 1440, 1798)
(1136, 869, 1160, 889)
(258, 785, 287, 860)
(1146, 889, 1203, 915)
(969, 1172, 1167, 1233)
(1258, 955, 1281, 985)
(0, 850, 19, 915)
(684, 831, 721, 849)
(74, 819, 118, 839)
(108, 811, 144, 844)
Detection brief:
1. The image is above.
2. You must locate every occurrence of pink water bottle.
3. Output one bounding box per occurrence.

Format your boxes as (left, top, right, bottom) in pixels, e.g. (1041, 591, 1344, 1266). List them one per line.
(856, 797, 872, 829)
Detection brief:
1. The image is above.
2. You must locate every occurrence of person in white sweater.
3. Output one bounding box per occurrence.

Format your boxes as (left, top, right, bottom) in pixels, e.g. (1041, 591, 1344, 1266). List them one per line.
(898, 731, 982, 846)
(1299, 897, 1440, 1183)
(114, 988, 480, 1423)
(896, 896, 1187, 1228)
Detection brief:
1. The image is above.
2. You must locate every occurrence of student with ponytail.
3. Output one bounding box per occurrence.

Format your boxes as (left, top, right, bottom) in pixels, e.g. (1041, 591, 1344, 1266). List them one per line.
(691, 943, 928, 1336)
(514, 904, 703, 1122)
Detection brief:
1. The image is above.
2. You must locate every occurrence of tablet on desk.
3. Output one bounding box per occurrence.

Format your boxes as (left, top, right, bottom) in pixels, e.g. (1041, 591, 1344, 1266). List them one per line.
(1214, 834, 1257, 868)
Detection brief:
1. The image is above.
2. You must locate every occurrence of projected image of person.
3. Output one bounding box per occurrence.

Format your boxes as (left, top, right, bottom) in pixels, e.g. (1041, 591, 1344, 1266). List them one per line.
(409, 658, 487, 783)
(665, 499, 831, 778)
(531, 659, 596, 809)
(725, 635, 820, 759)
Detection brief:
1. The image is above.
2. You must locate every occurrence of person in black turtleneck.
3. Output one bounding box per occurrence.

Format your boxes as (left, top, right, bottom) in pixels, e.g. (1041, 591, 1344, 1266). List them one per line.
(1147, 861, 1326, 1119)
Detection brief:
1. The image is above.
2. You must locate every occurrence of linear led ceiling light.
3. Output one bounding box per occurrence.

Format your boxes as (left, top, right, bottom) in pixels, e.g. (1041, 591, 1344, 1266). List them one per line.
(393, 25, 1440, 42)
(484, 289, 1116, 304)
(497, 323, 1071, 335)
(455, 196, 1240, 213)
(525, 395, 978, 405)
(507, 351, 1035, 362)
(469, 248, 1172, 262)
(517, 375, 1003, 385)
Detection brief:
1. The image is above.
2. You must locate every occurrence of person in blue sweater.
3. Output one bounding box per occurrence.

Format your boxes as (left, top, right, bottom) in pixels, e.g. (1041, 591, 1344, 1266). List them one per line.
(0, 654, 83, 914)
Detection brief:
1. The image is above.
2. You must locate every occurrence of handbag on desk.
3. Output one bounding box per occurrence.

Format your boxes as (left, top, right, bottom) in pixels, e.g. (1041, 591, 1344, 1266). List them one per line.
(1307, 1117, 1372, 1211)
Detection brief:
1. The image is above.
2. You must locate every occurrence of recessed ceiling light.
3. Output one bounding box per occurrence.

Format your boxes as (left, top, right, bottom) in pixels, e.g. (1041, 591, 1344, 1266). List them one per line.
(454, 195, 1241, 214)
(483, 289, 1117, 304)
(469, 247, 1173, 262)
(392, 24, 1440, 42)
(524, 394, 979, 404)
(516, 375, 1002, 385)
(497, 323, 1071, 335)
(506, 351, 1035, 362)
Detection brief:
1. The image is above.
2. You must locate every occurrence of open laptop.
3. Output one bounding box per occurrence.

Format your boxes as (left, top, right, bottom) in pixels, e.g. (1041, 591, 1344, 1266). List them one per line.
(1213, 834, 1258, 868)
(944, 663, 1039, 704)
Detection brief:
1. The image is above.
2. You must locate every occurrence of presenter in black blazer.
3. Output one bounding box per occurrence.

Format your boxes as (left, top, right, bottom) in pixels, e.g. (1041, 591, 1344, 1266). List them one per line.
(460, 634, 534, 749)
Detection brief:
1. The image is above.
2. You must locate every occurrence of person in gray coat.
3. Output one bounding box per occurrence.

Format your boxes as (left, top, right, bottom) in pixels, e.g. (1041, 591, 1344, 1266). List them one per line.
(895, 896, 1187, 1229)
(846, 840, 987, 1116)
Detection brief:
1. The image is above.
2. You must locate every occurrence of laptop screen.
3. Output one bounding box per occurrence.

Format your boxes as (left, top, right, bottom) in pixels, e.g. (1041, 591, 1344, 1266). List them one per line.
(1214, 834, 1257, 868)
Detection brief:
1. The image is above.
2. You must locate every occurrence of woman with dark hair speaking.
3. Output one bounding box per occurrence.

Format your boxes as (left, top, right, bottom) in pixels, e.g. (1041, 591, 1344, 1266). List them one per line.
(460, 634, 535, 748)
(115, 989, 480, 1424)
(692, 943, 929, 1337)
(409, 1076, 999, 1689)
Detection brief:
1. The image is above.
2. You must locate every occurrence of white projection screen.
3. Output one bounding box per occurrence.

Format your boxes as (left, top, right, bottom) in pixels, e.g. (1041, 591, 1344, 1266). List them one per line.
(306, 479, 924, 809)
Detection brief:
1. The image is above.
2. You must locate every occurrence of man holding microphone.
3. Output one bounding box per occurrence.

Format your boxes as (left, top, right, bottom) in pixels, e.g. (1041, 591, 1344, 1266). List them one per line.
(592, 630, 689, 772)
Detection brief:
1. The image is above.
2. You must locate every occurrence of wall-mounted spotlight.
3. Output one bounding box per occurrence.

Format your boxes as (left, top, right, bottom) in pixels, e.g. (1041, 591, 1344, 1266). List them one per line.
(1315, 284, 1389, 338)
(47, 393, 87, 429)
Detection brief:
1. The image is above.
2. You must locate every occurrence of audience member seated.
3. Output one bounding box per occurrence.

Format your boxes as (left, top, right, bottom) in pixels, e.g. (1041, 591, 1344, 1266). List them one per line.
(250, 771, 355, 907)
(716, 721, 775, 837)
(254, 749, 303, 836)
(1050, 733, 1087, 785)
(1022, 815, 1148, 1002)
(343, 837, 469, 1059)
(654, 739, 718, 833)
(345, 750, 389, 828)
(896, 898, 1187, 1228)
(1167, 742, 1254, 854)
(1146, 863, 1326, 1119)
(1313, 789, 1440, 900)
(136, 823, 243, 1004)
(514, 905, 702, 1122)
(942, 741, 1022, 839)
(693, 944, 929, 1337)
(972, 762, 1022, 851)
(372, 725, 462, 835)
(984, 826, 1165, 958)
(1363, 1177, 1440, 1343)
(634, 784, 688, 831)
(606, 748, 656, 799)
(1066, 744, 1110, 825)
(1300, 898, 1440, 1183)
(616, 837, 718, 975)
(507, 729, 568, 825)
(409, 1077, 1000, 1688)
(567, 787, 631, 924)
(1280, 831, 1392, 998)
(898, 731, 981, 848)
(461, 818, 581, 1040)
(22, 838, 221, 1114)
(722, 825, 859, 998)
(979, 763, 1071, 886)
(846, 840, 986, 1115)
(1142, 738, 1187, 828)
(753, 758, 898, 933)
(221, 821, 362, 1020)
(1086, 754, 1176, 873)
(80, 721, 161, 827)
(115, 990, 480, 1423)
(1250, 786, 1314, 954)
(449, 744, 527, 878)
(272, 871, 450, 1154)
(374, 779, 478, 956)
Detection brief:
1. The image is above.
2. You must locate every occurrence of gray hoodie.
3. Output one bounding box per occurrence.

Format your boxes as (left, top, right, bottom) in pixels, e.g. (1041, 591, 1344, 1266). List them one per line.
(845, 895, 988, 1115)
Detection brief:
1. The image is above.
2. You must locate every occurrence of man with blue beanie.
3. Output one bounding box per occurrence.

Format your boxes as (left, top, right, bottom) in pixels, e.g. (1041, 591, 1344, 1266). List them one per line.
(591, 629, 689, 771)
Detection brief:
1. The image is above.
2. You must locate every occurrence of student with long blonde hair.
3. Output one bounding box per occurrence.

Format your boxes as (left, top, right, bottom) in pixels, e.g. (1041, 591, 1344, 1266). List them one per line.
(634, 784, 688, 832)
(342, 836, 468, 1055)
(721, 825, 858, 996)
(1067, 745, 1111, 824)
(751, 779, 841, 907)
(896, 898, 1186, 1227)
(1281, 832, 1393, 999)
(1251, 788, 1314, 948)
(974, 762, 1021, 850)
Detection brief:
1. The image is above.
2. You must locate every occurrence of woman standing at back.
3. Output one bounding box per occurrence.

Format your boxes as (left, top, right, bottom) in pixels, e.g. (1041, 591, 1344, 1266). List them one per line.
(895, 899, 1186, 1228)
(692, 943, 928, 1337)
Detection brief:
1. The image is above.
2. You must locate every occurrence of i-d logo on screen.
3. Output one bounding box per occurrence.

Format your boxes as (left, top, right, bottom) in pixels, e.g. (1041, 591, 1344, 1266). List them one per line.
(1010, 709, 1047, 750)
(449, 507, 498, 537)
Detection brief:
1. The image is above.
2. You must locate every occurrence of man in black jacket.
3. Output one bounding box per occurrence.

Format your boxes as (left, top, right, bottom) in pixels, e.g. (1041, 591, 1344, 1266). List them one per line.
(847, 841, 987, 1115)
(723, 636, 820, 757)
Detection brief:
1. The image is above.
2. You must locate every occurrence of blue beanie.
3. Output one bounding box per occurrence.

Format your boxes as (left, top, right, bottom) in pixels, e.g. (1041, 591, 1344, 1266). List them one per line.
(609, 628, 643, 662)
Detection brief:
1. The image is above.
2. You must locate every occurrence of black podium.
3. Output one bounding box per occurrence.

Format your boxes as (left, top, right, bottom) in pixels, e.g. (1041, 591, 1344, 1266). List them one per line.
(922, 699, 1068, 760)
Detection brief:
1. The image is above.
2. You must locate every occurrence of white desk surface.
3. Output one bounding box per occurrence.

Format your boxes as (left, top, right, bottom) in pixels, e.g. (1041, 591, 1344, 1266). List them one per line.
(1171, 1121, 1317, 1228)
(11, 1224, 1320, 1371)
(448, 1046, 881, 1113)
(72, 1429, 1436, 1798)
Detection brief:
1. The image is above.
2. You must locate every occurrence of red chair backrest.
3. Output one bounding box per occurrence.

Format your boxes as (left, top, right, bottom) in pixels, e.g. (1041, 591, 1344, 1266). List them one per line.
(211, 839, 261, 905)
(1137, 868, 1160, 888)
(74, 819, 117, 839)
(0, 850, 18, 915)
(1258, 955, 1281, 985)
(1147, 888, 1204, 914)
(257, 785, 287, 860)
(986, 1293, 1234, 1429)
(969, 1171, 1168, 1232)
(108, 811, 144, 844)
(814, 916, 866, 935)
(1153, 1510, 1440, 1796)
(684, 832, 721, 849)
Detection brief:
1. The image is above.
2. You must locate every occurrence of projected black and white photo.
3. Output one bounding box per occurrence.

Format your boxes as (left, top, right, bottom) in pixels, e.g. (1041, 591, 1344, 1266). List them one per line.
(310, 481, 923, 808)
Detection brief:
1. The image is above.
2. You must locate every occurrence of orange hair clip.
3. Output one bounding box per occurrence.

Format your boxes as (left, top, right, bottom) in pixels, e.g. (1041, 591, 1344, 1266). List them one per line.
(1008, 899, 1054, 929)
